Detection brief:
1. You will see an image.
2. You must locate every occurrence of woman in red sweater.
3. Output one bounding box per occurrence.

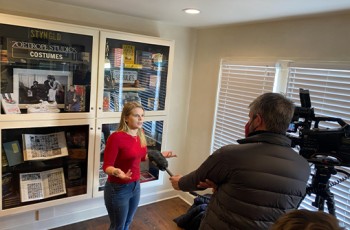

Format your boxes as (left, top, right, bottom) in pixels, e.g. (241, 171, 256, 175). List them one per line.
(103, 101, 174, 230)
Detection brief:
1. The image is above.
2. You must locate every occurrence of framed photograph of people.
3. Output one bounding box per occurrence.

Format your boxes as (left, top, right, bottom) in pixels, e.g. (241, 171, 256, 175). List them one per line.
(13, 68, 73, 109)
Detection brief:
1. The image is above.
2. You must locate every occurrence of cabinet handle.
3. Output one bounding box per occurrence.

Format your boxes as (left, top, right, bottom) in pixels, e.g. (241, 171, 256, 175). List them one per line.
(90, 107, 94, 110)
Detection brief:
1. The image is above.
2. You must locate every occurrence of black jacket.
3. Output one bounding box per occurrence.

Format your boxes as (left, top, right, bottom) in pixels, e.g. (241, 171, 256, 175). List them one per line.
(178, 132, 310, 230)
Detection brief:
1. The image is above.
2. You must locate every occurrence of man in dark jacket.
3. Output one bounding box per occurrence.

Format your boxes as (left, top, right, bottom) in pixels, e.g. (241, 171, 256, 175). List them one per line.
(170, 93, 311, 230)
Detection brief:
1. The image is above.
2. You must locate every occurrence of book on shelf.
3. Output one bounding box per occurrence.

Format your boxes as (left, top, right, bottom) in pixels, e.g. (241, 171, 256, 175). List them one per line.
(112, 48, 123, 67)
(1, 93, 21, 114)
(2, 152, 9, 167)
(122, 45, 135, 65)
(140, 171, 156, 183)
(19, 167, 66, 202)
(3, 191, 21, 209)
(22, 131, 68, 161)
(3, 140, 24, 166)
(136, 50, 152, 69)
(124, 63, 142, 69)
(2, 172, 14, 198)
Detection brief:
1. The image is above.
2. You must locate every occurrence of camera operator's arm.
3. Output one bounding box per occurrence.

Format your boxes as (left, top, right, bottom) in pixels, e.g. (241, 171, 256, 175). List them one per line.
(170, 149, 228, 192)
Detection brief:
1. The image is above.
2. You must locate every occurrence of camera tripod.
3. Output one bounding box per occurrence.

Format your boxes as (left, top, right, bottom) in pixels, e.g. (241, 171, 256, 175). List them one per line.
(306, 160, 350, 216)
(307, 164, 337, 215)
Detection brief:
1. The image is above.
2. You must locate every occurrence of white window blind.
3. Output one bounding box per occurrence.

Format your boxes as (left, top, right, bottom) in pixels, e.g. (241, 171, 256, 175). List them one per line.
(285, 63, 350, 229)
(211, 60, 275, 152)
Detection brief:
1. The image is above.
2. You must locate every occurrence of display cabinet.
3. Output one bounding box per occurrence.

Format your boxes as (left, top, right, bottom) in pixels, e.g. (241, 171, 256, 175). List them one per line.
(97, 31, 174, 118)
(0, 14, 98, 217)
(0, 119, 95, 216)
(0, 14, 99, 121)
(93, 117, 167, 197)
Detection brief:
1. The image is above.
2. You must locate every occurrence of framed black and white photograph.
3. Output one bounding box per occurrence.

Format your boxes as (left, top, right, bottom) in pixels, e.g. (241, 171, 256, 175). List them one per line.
(13, 68, 73, 109)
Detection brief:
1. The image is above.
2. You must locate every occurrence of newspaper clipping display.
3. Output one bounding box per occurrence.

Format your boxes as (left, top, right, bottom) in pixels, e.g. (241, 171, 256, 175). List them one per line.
(19, 168, 66, 202)
(22, 131, 68, 161)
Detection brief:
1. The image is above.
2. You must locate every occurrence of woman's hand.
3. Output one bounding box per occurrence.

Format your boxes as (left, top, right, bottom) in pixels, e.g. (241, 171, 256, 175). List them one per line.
(162, 151, 177, 158)
(113, 168, 132, 180)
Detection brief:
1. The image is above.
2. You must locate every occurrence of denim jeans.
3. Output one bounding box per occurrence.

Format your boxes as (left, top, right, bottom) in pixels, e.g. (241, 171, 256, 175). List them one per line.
(104, 181, 141, 230)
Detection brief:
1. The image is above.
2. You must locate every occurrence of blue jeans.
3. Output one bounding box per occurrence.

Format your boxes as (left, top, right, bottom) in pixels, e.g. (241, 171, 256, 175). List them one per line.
(104, 181, 141, 230)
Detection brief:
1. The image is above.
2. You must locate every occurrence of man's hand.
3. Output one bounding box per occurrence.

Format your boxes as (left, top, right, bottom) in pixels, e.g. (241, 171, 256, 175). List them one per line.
(197, 179, 217, 193)
(169, 175, 182, 190)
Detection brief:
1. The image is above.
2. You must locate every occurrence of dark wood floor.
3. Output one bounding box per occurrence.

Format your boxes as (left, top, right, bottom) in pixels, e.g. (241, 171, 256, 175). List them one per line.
(51, 197, 190, 230)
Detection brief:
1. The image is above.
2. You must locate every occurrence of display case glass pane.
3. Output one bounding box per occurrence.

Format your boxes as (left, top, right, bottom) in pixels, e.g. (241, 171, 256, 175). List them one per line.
(0, 24, 93, 114)
(1, 125, 89, 209)
(103, 38, 169, 112)
(98, 120, 163, 191)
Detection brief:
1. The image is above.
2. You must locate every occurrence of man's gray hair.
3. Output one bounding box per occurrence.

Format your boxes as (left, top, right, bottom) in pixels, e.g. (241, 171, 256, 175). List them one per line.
(249, 93, 295, 134)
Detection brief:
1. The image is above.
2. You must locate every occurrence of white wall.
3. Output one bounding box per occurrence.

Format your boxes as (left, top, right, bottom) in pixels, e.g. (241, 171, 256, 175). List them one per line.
(185, 11, 350, 175)
(0, 0, 196, 229)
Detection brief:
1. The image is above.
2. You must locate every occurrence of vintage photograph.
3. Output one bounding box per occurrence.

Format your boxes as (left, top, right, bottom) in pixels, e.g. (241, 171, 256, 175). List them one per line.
(13, 68, 73, 108)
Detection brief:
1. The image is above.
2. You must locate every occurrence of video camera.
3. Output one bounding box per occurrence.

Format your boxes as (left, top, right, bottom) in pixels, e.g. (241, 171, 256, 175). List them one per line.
(287, 88, 350, 166)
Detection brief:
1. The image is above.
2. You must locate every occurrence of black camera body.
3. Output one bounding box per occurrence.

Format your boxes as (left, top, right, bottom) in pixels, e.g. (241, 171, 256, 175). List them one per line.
(287, 89, 350, 166)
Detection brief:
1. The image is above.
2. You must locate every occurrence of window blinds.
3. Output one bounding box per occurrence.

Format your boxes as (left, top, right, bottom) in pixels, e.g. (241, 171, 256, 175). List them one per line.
(211, 60, 275, 152)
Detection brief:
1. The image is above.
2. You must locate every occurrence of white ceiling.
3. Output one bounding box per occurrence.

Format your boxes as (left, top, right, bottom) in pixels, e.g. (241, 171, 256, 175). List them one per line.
(47, 0, 350, 28)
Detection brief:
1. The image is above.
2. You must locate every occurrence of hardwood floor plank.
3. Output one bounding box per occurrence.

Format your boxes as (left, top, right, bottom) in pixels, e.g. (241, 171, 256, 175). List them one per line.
(51, 197, 189, 230)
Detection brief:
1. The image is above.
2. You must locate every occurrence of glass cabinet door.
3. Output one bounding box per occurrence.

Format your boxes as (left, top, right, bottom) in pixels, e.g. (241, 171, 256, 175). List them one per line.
(0, 20, 98, 120)
(93, 118, 165, 196)
(0, 119, 94, 215)
(97, 32, 174, 117)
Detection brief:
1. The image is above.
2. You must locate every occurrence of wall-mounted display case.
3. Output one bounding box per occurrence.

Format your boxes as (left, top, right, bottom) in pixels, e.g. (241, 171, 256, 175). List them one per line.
(0, 14, 174, 217)
(0, 119, 95, 216)
(0, 15, 99, 121)
(93, 117, 167, 197)
(97, 31, 174, 118)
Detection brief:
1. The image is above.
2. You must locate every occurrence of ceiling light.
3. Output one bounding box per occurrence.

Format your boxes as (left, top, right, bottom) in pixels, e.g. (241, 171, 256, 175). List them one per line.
(183, 8, 200, 14)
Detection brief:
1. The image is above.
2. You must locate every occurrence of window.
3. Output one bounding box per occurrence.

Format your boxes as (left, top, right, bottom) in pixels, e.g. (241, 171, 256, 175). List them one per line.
(212, 59, 350, 228)
(211, 59, 275, 152)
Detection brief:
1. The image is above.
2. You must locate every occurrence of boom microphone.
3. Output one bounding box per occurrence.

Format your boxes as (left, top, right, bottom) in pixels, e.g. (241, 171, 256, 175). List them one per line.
(147, 150, 174, 176)
(147, 150, 200, 197)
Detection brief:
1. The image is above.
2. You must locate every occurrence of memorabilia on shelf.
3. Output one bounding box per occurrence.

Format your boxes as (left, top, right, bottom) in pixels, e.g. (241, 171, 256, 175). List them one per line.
(13, 68, 73, 110)
(22, 131, 68, 161)
(140, 171, 156, 183)
(67, 163, 82, 181)
(2, 173, 14, 198)
(1, 93, 21, 114)
(2, 152, 9, 167)
(3, 140, 24, 166)
(65, 85, 86, 112)
(136, 50, 152, 69)
(3, 191, 21, 209)
(123, 92, 141, 105)
(26, 100, 60, 113)
(112, 48, 123, 68)
(66, 185, 86, 197)
(99, 161, 108, 190)
(19, 168, 66, 202)
(112, 69, 138, 86)
(122, 45, 135, 65)
(103, 91, 110, 112)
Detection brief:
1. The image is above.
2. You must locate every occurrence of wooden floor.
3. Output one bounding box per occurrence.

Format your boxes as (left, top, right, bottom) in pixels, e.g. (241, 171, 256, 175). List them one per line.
(50, 197, 190, 230)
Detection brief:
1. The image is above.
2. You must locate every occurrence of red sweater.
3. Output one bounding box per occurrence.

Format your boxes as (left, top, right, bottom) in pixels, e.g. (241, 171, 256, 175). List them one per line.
(103, 131, 147, 184)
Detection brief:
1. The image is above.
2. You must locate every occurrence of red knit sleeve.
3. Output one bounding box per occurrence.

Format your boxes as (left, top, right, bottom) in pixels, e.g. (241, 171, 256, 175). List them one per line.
(102, 132, 119, 172)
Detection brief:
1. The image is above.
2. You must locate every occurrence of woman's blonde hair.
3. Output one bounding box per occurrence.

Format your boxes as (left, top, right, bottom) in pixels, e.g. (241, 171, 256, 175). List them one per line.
(118, 102, 147, 147)
(270, 209, 344, 230)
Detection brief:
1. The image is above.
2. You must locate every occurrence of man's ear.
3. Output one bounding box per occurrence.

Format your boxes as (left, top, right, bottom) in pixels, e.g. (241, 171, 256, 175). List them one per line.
(254, 114, 264, 128)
